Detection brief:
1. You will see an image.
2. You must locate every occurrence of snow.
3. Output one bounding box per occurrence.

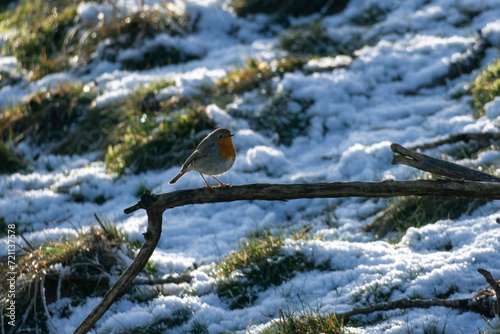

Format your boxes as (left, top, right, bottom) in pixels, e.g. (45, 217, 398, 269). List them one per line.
(1, 0, 500, 333)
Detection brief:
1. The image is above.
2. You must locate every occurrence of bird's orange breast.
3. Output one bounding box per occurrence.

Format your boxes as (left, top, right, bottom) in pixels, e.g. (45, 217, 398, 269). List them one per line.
(216, 137, 236, 160)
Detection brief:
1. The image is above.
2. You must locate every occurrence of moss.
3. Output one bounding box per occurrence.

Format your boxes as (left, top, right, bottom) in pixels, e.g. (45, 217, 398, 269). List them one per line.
(229, 0, 349, 17)
(471, 57, 500, 118)
(365, 196, 486, 241)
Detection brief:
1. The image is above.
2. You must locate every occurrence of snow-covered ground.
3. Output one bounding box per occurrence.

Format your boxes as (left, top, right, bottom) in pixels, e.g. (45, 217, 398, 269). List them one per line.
(1, 0, 500, 333)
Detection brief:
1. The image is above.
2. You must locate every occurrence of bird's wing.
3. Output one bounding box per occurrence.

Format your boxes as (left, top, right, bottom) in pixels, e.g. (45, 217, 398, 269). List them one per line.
(180, 150, 201, 172)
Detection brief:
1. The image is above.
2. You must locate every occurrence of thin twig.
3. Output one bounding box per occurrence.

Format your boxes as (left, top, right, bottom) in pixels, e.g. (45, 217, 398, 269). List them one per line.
(410, 132, 500, 151)
(477, 268, 500, 318)
(14, 227, 33, 250)
(336, 296, 495, 320)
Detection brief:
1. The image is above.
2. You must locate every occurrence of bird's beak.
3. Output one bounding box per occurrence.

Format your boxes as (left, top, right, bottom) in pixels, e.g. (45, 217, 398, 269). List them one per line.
(230, 133, 235, 137)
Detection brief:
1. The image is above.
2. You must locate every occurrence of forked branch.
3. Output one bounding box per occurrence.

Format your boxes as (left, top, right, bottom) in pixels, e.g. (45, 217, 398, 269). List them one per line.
(74, 144, 500, 333)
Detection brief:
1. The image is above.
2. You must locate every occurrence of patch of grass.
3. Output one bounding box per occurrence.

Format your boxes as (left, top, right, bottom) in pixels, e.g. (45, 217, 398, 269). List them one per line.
(0, 0, 81, 81)
(217, 57, 305, 96)
(263, 303, 346, 334)
(0, 82, 98, 152)
(281, 21, 333, 56)
(214, 226, 326, 309)
(87, 5, 193, 70)
(0, 0, 192, 80)
(0, 214, 150, 332)
(0, 141, 28, 174)
(105, 104, 215, 174)
(471, 57, 500, 118)
(228, 0, 349, 17)
(349, 2, 392, 26)
(364, 196, 486, 241)
(280, 21, 364, 57)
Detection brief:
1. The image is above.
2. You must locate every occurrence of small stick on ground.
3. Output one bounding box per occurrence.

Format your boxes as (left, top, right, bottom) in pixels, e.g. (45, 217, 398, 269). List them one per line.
(410, 132, 500, 151)
(477, 268, 500, 318)
(336, 296, 495, 321)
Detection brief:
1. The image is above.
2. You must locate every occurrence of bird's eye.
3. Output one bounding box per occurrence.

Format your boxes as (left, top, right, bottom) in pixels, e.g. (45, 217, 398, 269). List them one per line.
(218, 135, 223, 139)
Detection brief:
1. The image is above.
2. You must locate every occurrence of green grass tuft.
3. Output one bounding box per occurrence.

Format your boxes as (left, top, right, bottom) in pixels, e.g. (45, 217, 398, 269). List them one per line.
(0, 141, 28, 174)
(280, 21, 333, 56)
(217, 57, 305, 96)
(263, 303, 346, 334)
(0, 214, 158, 332)
(0, 0, 81, 80)
(0, 82, 98, 153)
(471, 57, 500, 118)
(0, 0, 192, 80)
(105, 104, 215, 175)
(364, 196, 486, 241)
(214, 226, 325, 309)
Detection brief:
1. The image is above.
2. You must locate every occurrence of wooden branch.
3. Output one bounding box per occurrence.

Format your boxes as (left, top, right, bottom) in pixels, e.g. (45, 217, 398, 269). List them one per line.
(76, 144, 500, 333)
(336, 296, 496, 321)
(391, 143, 500, 182)
(122, 180, 500, 215)
(477, 268, 500, 318)
(410, 132, 500, 151)
(73, 208, 163, 334)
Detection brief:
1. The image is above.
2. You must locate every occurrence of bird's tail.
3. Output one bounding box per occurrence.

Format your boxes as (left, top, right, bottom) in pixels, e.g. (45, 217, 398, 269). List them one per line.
(169, 172, 186, 184)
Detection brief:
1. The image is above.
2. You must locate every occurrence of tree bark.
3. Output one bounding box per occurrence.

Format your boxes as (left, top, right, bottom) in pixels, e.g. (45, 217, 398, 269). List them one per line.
(122, 180, 500, 216)
(391, 143, 500, 182)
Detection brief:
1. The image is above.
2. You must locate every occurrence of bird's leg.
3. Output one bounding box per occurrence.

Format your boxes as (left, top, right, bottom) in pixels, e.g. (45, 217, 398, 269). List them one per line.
(212, 176, 230, 187)
(199, 173, 215, 188)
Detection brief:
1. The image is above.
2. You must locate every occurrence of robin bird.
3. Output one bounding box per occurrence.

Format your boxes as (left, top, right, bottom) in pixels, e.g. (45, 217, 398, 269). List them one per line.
(169, 128, 236, 188)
